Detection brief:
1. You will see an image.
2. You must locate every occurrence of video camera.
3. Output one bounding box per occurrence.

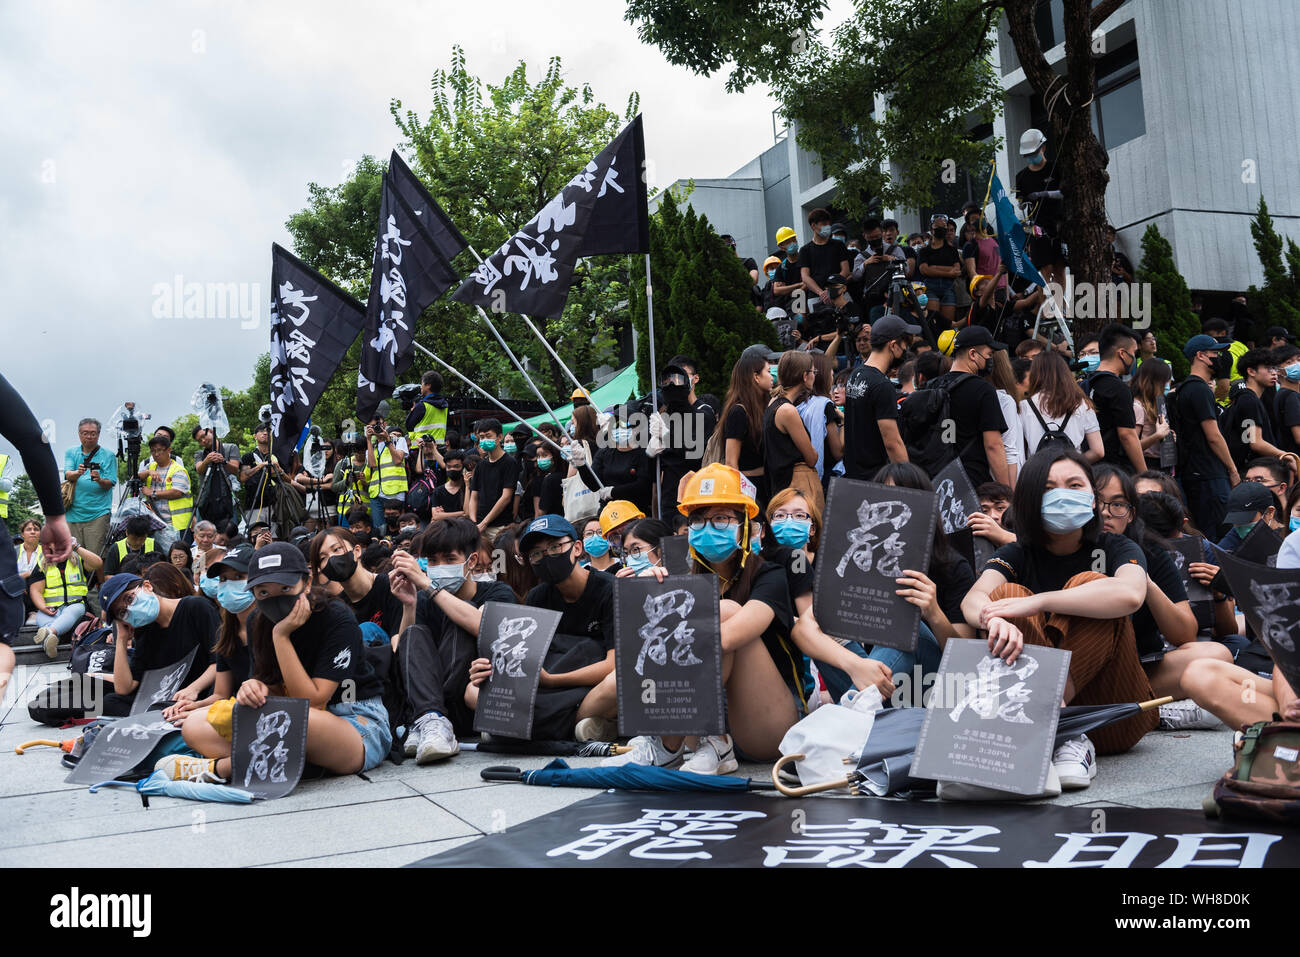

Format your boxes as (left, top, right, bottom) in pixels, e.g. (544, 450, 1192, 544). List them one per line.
(393, 383, 421, 413)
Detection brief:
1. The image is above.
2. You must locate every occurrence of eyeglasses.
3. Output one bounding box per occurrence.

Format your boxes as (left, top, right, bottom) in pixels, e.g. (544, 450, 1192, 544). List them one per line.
(1099, 500, 1132, 517)
(1245, 476, 1285, 492)
(771, 510, 811, 523)
(687, 516, 741, 532)
(526, 539, 574, 564)
(625, 543, 657, 558)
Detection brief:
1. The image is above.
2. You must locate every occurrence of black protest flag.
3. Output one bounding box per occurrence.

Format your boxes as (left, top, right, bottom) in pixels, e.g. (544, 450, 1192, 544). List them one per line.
(269, 243, 366, 469)
(451, 115, 649, 319)
(356, 157, 466, 421)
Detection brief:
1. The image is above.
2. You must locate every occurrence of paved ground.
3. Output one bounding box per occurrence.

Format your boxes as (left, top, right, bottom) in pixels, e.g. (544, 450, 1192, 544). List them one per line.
(0, 657, 1236, 867)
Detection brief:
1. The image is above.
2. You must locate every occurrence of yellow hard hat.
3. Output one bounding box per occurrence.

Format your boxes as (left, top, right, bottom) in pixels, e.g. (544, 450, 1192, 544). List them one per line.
(678, 463, 760, 518)
(938, 329, 957, 356)
(762, 255, 782, 274)
(969, 274, 992, 297)
(571, 387, 590, 402)
(599, 500, 644, 537)
(775, 226, 796, 246)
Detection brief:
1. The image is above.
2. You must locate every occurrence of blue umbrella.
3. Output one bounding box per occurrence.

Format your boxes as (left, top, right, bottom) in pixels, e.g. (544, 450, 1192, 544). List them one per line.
(482, 759, 773, 793)
(89, 770, 255, 805)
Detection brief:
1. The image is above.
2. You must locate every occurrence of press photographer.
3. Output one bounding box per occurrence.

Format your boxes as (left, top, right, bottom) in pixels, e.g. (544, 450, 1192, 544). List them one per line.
(404, 371, 451, 447)
(191, 424, 240, 530)
(364, 405, 409, 532)
(62, 417, 116, 557)
(239, 421, 295, 534)
(138, 433, 193, 540)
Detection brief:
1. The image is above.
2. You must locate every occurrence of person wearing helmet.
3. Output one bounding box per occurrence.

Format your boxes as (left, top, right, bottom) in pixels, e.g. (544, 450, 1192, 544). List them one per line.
(1014, 127, 1065, 284)
(759, 254, 785, 312)
(772, 226, 806, 313)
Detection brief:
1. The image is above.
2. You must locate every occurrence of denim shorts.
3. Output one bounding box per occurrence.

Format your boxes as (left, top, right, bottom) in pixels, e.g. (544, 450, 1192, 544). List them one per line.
(328, 696, 392, 772)
(924, 277, 956, 306)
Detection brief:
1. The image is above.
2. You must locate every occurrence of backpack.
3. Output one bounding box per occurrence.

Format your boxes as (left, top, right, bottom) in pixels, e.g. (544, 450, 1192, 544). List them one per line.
(1025, 397, 1076, 453)
(406, 473, 438, 520)
(68, 626, 115, 675)
(1205, 720, 1300, 824)
(1164, 378, 1197, 471)
(897, 373, 975, 476)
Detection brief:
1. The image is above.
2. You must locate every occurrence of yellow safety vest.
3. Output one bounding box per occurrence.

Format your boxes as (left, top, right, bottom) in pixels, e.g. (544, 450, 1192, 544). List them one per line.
(366, 443, 408, 499)
(44, 557, 88, 608)
(410, 399, 448, 445)
(147, 458, 194, 531)
(115, 538, 157, 561)
(1218, 340, 1249, 408)
(0, 453, 8, 519)
(338, 464, 370, 508)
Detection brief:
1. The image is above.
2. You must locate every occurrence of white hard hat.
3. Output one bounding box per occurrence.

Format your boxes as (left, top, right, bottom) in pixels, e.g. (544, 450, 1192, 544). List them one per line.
(766, 306, 788, 322)
(1019, 128, 1047, 156)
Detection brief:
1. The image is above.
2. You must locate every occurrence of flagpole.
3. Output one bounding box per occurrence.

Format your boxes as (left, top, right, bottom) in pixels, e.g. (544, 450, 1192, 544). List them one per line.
(644, 252, 661, 521)
(410, 341, 567, 458)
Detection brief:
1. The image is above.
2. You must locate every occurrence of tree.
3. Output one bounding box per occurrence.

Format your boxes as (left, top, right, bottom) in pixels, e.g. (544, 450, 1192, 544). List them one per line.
(6, 474, 41, 526)
(167, 354, 271, 473)
(630, 194, 779, 399)
(624, 0, 1126, 314)
(1135, 223, 1197, 381)
(1247, 197, 1300, 337)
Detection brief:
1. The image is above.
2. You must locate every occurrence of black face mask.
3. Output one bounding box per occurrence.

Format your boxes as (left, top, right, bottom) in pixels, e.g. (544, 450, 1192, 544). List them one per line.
(661, 384, 690, 408)
(447, 470, 463, 483)
(256, 594, 300, 625)
(534, 549, 576, 585)
(932, 227, 947, 240)
(323, 551, 357, 582)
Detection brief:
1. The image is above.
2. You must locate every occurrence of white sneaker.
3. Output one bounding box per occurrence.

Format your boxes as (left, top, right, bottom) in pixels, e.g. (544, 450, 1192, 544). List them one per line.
(42, 630, 60, 659)
(600, 735, 684, 768)
(573, 716, 617, 743)
(33, 626, 52, 647)
(1159, 699, 1225, 731)
(680, 734, 739, 776)
(413, 712, 459, 764)
(1052, 734, 1097, 790)
(403, 727, 418, 758)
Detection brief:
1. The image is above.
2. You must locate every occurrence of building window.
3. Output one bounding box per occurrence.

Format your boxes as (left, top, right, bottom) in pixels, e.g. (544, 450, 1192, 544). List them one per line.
(1033, 0, 1126, 52)
(1091, 41, 1145, 150)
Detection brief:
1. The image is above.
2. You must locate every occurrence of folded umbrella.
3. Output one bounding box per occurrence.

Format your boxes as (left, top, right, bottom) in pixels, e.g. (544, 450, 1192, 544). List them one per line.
(461, 739, 630, 758)
(482, 759, 774, 792)
(89, 770, 255, 805)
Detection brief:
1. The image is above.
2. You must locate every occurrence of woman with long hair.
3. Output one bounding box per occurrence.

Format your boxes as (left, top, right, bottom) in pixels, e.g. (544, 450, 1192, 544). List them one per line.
(614, 518, 674, 577)
(494, 522, 537, 602)
(763, 351, 823, 513)
(797, 351, 844, 491)
(987, 349, 1025, 487)
(1020, 349, 1104, 463)
(1130, 359, 1174, 472)
(962, 446, 1159, 785)
(712, 348, 772, 509)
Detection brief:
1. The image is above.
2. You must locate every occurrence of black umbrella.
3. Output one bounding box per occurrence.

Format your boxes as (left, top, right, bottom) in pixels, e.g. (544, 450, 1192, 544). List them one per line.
(482, 759, 777, 792)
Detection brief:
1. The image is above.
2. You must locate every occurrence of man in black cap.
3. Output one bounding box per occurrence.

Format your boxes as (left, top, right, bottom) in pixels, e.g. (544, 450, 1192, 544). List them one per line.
(647, 359, 716, 517)
(929, 326, 1010, 486)
(802, 274, 857, 356)
(1215, 482, 1278, 554)
(843, 315, 919, 478)
(1265, 326, 1296, 349)
(1170, 334, 1239, 534)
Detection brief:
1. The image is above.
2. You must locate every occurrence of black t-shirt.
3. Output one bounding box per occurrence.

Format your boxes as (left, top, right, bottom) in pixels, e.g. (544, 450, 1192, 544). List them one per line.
(660, 399, 717, 475)
(843, 364, 899, 480)
(1085, 371, 1138, 468)
(930, 372, 1008, 485)
(984, 532, 1147, 596)
(739, 561, 803, 700)
(433, 481, 465, 514)
(592, 446, 653, 516)
(469, 453, 522, 526)
(100, 541, 158, 578)
(1015, 164, 1064, 235)
(1131, 541, 1188, 657)
(342, 571, 406, 637)
(538, 470, 564, 516)
(214, 634, 253, 688)
(275, 599, 384, 705)
(239, 450, 277, 510)
(1222, 388, 1275, 472)
(918, 243, 960, 276)
(761, 544, 814, 602)
(774, 258, 803, 289)
(931, 550, 976, 626)
(1172, 377, 1227, 479)
(800, 239, 850, 295)
(416, 578, 516, 636)
(724, 405, 764, 472)
(525, 568, 616, 653)
(1275, 388, 1300, 456)
(129, 595, 220, 691)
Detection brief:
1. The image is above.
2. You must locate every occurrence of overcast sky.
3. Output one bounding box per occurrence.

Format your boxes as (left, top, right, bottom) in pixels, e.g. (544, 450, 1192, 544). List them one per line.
(1, 0, 846, 478)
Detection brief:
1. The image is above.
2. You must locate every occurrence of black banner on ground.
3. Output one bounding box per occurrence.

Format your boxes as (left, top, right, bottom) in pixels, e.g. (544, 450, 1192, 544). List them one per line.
(613, 575, 724, 736)
(231, 696, 310, 800)
(912, 638, 1071, 796)
(412, 790, 1300, 868)
(1218, 549, 1300, 692)
(64, 714, 180, 786)
(129, 647, 198, 716)
(813, 478, 936, 652)
(474, 603, 560, 740)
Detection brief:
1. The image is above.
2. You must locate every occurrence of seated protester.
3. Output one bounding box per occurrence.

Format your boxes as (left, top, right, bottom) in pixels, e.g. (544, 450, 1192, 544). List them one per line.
(29, 529, 103, 658)
(962, 446, 1158, 783)
(588, 408, 654, 517)
(1092, 466, 1231, 725)
(1177, 539, 1300, 731)
(168, 541, 194, 580)
(1222, 347, 1286, 473)
(432, 449, 469, 520)
(157, 543, 390, 782)
(967, 480, 1017, 550)
(246, 521, 273, 551)
(344, 507, 373, 544)
(103, 570, 219, 718)
(169, 544, 257, 734)
(384, 519, 517, 763)
(147, 559, 199, 600)
(615, 518, 674, 577)
(494, 522, 537, 602)
(1243, 456, 1291, 521)
(310, 527, 405, 637)
(100, 515, 160, 578)
(398, 512, 420, 535)
(533, 441, 564, 517)
(580, 517, 624, 576)
(596, 499, 643, 566)
(1213, 481, 1277, 554)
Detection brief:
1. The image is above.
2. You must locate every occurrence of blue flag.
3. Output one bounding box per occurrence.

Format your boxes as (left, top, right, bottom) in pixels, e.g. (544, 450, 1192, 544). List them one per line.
(991, 173, 1047, 289)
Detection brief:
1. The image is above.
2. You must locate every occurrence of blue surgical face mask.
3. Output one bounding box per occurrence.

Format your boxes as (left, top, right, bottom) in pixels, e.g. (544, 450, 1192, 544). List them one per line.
(503, 441, 517, 454)
(560, 448, 571, 461)
(818, 225, 832, 238)
(1080, 354, 1101, 372)
(124, 589, 160, 627)
(217, 580, 255, 614)
(537, 457, 552, 470)
(751, 535, 762, 555)
(772, 518, 812, 549)
(783, 242, 798, 256)
(583, 534, 610, 558)
(613, 428, 631, 446)
(1164, 382, 1172, 396)
(1291, 516, 1300, 533)
(417, 556, 429, 573)
(625, 551, 654, 574)
(1286, 363, 1300, 382)
(428, 561, 466, 593)
(916, 292, 928, 308)
(200, 575, 220, 599)
(479, 438, 496, 453)
(1041, 487, 1096, 533)
(689, 524, 741, 563)
(765, 269, 776, 280)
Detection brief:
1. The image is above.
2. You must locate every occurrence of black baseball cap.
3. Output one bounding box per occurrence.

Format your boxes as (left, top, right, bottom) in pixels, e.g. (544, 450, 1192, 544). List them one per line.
(1266, 326, 1296, 342)
(953, 325, 1007, 352)
(869, 314, 923, 347)
(208, 543, 255, 577)
(825, 273, 847, 288)
(1183, 333, 1231, 359)
(1224, 482, 1275, 525)
(245, 542, 310, 588)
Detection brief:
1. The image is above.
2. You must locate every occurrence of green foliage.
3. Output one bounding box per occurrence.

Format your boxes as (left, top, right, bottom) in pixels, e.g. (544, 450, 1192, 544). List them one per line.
(630, 196, 779, 399)
(1246, 197, 1300, 336)
(1135, 224, 1197, 380)
(6, 474, 40, 526)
